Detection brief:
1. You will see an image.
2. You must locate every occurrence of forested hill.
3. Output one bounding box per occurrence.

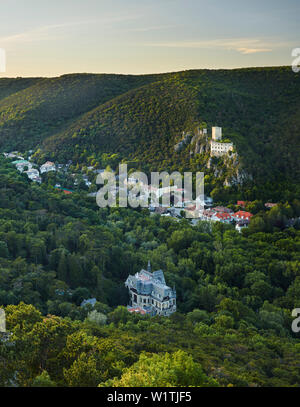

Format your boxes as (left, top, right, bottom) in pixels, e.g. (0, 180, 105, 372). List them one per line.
(0, 73, 157, 150)
(0, 67, 299, 183)
(0, 77, 41, 101)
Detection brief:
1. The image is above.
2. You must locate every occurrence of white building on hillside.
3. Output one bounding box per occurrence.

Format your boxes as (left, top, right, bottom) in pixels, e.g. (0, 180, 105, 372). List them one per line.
(125, 262, 176, 317)
(211, 141, 233, 157)
(210, 127, 234, 157)
(40, 161, 56, 174)
(212, 126, 222, 141)
(236, 220, 250, 233)
(24, 168, 41, 183)
(12, 160, 32, 172)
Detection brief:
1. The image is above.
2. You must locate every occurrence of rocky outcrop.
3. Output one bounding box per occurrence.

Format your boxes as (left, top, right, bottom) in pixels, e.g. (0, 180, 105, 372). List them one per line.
(173, 125, 250, 187)
(174, 131, 193, 152)
(224, 168, 252, 187)
(174, 126, 208, 154)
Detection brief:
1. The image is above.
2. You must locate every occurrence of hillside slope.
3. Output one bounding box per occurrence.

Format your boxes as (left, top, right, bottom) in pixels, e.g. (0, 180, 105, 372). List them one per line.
(43, 67, 300, 181)
(0, 73, 157, 150)
(0, 77, 41, 101)
(0, 68, 299, 184)
(1, 156, 300, 387)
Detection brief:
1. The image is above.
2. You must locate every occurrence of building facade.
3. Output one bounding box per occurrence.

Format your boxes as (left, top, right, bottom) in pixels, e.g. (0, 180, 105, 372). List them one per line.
(40, 161, 56, 174)
(125, 262, 176, 316)
(210, 126, 234, 157)
(212, 126, 222, 141)
(210, 140, 233, 157)
(234, 211, 253, 222)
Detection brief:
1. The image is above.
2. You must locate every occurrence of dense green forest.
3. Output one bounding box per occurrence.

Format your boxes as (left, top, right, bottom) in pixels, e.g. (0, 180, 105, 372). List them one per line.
(0, 73, 157, 150)
(0, 68, 299, 188)
(0, 157, 300, 387)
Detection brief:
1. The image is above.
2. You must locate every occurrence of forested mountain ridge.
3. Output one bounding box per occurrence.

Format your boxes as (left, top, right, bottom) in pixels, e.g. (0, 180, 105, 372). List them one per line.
(0, 67, 299, 190)
(0, 77, 41, 101)
(0, 73, 158, 150)
(42, 67, 300, 183)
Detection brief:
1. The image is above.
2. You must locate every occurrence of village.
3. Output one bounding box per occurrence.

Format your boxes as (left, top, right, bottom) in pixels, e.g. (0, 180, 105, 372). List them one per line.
(2, 126, 279, 233)
(2, 151, 93, 191)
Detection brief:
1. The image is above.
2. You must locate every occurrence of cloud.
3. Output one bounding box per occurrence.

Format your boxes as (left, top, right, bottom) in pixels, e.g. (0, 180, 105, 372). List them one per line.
(0, 24, 70, 44)
(0, 15, 139, 45)
(145, 38, 291, 54)
(237, 48, 272, 54)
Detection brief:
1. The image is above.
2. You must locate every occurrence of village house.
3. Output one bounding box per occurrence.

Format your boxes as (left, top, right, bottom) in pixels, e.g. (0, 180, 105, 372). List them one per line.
(81, 298, 97, 308)
(204, 195, 214, 207)
(214, 212, 234, 223)
(184, 205, 199, 219)
(169, 207, 184, 218)
(40, 161, 56, 174)
(236, 219, 250, 233)
(24, 168, 41, 183)
(12, 159, 32, 172)
(125, 262, 176, 317)
(196, 207, 234, 223)
(154, 206, 169, 215)
(161, 212, 172, 217)
(200, 209, 215, 221)
(57, 164, 65, 171)
(4, 151, 23, 160)
(212, 206, 234, 214)
(265, 203, 278, 209)
(234, 211, 253, 222)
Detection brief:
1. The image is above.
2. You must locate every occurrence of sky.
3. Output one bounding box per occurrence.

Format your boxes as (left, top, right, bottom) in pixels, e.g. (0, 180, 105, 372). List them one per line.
(0, 0, 299, 77)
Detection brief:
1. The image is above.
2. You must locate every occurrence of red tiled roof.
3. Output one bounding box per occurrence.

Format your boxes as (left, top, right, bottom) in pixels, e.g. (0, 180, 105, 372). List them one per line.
(234, 211, 253, 219)
(215, 212, 233, 220)
(213, 206, 233, 214)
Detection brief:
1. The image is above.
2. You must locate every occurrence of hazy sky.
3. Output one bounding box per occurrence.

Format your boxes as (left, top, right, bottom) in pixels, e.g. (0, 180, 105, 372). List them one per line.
(0, 0, 299, 77)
